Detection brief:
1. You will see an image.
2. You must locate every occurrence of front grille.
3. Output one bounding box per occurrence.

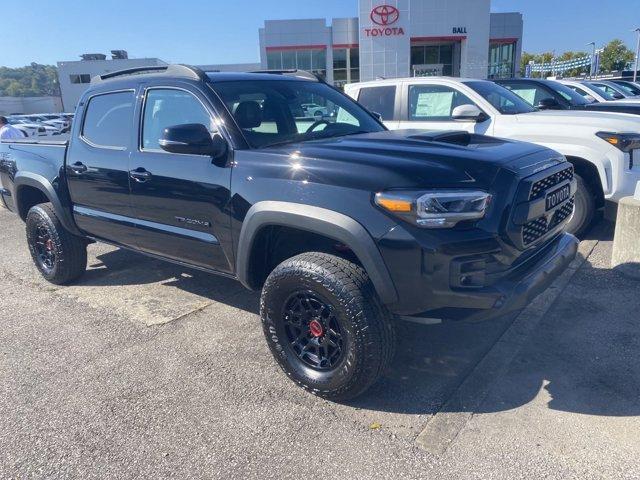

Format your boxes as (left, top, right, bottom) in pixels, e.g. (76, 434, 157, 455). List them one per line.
(522, 197, 574, 246)
(549, 197, 575, 230)
(523, 216, 549, 246)
(529, 166, 574, 200)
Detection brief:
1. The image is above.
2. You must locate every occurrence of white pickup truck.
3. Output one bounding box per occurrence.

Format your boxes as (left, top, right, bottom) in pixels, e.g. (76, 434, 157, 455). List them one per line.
(345, 78, 640, 236)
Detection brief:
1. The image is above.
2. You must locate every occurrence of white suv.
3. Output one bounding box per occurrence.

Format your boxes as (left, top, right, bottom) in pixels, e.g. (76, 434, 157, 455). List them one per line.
(345, 77, 640, 236)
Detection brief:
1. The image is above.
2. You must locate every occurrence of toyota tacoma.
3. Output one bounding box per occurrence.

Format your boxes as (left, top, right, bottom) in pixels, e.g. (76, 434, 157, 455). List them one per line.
(0, 66, 578, 400)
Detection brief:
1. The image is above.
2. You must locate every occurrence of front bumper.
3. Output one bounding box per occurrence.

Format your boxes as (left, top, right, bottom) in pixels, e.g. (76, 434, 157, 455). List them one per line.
(378, 225, 578, 322)
(450, 233, 578, 322)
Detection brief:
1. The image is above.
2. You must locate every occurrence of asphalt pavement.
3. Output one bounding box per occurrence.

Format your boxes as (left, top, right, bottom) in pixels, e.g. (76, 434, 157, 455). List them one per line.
(0, 207, 638, 479)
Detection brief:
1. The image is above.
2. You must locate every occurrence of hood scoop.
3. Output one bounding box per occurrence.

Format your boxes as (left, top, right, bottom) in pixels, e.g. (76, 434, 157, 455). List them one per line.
(407, 130, 504, 148)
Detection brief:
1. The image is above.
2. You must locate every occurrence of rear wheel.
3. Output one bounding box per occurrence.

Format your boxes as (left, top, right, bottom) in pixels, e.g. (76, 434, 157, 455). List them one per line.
(260, 252, 395, 401)
(26, 203, 87, 284)
(566, 173, 595, 237)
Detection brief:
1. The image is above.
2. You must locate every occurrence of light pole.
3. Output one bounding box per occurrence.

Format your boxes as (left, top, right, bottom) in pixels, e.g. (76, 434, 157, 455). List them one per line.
(587, 42, 596, 79)
(634, 28, 640, 83)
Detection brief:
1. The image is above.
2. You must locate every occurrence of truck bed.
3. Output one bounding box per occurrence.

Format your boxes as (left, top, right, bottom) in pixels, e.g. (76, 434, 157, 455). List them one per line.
(0, 136, 69, 213)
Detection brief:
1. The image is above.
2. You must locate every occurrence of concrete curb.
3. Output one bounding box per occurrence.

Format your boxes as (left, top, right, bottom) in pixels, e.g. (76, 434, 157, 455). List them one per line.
(415, 239, 599, 454)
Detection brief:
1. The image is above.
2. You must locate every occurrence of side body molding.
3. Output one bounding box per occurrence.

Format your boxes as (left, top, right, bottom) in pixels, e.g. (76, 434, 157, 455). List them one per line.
(13, 172, 82, 236)
(236, 201, 398, 305)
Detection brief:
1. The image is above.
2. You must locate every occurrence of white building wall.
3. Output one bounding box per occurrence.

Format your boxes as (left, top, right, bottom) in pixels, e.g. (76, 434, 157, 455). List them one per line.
(0, 96, 63, 115)
(490, 12, 524, 76)
(409, 0, 491, 78)
(57, 58, 166, 111)
(358, 0, 410, 81)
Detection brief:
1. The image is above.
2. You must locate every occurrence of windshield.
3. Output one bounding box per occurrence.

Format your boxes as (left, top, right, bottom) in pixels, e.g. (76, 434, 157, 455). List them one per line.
(585, 82, 617, 100)
(547, 81, 591, 106)
(464, 81, 536, 114)
(614, 81, 640, 96)
(210, 79, 385, 148)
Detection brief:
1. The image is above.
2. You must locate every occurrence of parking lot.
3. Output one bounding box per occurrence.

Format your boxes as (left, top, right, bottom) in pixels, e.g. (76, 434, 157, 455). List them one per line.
(0, 207, 638, 479)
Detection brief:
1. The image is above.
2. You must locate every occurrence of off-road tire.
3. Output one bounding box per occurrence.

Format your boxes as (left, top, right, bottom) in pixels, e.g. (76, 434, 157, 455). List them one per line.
(26, 203, 87, 284)
(566, 173, 595, 238)
(260, 252, 396, 401)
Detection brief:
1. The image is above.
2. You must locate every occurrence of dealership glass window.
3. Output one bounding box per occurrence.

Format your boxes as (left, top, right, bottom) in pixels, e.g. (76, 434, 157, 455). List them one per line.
(357, 86, 396, 121)
(333, 47, 360, 88)
(488, 42, 516, 79)
(408, 85, 475, 121)
(266, 49, 326, 78)
(141, 89, 214, 151)
(349, 48, 360, 83)
(82, 91, 134, 148)
(410, 43, 456, 77)
(70, 74, 91, 84)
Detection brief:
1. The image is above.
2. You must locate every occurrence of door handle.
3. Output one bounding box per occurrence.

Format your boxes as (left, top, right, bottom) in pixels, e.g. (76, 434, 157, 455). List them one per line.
(130, 168, 152, 182)
(69, 162, 87, 174)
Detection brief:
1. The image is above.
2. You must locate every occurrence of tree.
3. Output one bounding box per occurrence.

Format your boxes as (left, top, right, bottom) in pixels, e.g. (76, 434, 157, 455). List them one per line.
(0, 64, 60, 97)
(598, 39, 635, 73)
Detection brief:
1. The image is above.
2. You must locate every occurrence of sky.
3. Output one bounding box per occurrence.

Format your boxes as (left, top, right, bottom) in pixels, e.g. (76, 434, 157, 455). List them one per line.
(2, 0, 639, 68)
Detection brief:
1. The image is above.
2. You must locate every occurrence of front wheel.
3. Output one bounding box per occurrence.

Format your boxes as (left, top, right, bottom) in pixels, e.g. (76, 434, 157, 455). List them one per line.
(566, 173, 596, 237)
(260, 252, 396, 401)
(26, 203, 87, 284)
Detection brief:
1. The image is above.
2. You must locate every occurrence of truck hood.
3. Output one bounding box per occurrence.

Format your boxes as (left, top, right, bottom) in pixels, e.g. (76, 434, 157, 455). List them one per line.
(261, 129, 561, 191)
(515, 110, 640, 132)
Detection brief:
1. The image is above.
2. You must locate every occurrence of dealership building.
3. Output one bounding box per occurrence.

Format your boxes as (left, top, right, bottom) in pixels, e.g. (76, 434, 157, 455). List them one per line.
(259, 0, 523, 86)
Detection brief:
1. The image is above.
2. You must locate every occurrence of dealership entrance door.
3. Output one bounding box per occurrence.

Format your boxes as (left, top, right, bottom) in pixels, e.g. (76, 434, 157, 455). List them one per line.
(410, 41, 461, 77)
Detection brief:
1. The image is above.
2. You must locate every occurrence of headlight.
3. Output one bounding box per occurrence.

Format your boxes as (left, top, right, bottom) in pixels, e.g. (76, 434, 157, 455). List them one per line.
(596, 132, 640, 152)
(375, 190, 492, 228)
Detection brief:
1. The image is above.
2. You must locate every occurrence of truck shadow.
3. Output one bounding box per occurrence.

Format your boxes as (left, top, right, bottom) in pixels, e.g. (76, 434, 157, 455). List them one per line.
(75, 220, 640, 419)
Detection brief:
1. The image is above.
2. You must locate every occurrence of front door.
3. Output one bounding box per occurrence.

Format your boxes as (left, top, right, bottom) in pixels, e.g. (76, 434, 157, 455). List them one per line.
(128, 86, 233, 273)
(66, 89, 137, 246)
(398, 83, 493, 135)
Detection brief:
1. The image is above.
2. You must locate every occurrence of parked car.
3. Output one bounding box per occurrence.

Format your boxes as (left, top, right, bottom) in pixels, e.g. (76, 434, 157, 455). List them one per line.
(557, 80, 640, 104)
(590, 80, 640, 99)
(301, 103, 329, 118)
(610, 80, 640, 97)
(6, 118, 36, 137)
(346, 77, 640, 236)
(9, 118, 56, 137)
(495, 78, 640, 116)
(0, 65, 578, 400)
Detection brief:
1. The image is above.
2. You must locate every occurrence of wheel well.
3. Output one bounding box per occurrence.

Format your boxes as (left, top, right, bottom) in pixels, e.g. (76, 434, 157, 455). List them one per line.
(16, 185, 49, 220)
(565, 156, 605, 208)
(246, 225, 361, 289)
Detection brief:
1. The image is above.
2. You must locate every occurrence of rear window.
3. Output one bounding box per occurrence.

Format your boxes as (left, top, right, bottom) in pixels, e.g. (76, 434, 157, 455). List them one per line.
(357, 86, 397, 121)
(82, 91, 135, 148)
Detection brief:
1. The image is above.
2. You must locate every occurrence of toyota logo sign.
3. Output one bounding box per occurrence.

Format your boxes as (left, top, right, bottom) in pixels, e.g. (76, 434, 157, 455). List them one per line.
(370, 5, 400, 26)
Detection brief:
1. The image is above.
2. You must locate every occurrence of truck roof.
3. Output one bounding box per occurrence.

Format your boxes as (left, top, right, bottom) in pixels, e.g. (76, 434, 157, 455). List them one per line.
(90, 64, 321, 85)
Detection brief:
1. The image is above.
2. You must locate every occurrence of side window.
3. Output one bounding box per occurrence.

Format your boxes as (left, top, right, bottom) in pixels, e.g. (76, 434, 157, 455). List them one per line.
(357, 86, 396, 121)
(593, 83, 615, 95)
(408, 84, 476, 121)
(501, 82, 552, 106)
(567, 85, 588, 96)
(142, 89, 214, 151)
(82, 91, 135, 148)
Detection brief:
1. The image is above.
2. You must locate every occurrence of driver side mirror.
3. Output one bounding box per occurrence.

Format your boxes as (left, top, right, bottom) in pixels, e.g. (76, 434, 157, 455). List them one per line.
(159, 123, 228, 163)
(451, 104, 488, 123)
(611, 92, 625, 100)
(536, 97, 561, 110)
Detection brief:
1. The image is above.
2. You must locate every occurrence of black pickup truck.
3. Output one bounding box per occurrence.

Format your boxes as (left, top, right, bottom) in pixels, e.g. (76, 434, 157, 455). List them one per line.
(0, 65, 578, 399)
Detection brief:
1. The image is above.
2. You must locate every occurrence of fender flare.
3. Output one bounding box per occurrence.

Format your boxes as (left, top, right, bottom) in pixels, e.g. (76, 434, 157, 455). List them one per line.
(236, 201, 398, 305)
(13, 172, 81, 236)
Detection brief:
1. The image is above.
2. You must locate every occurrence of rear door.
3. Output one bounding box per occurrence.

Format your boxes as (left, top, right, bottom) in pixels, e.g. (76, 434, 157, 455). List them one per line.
(128, 84, 233, 273)
(66, 89, 137, 245)
(398, 82, 493, 135)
